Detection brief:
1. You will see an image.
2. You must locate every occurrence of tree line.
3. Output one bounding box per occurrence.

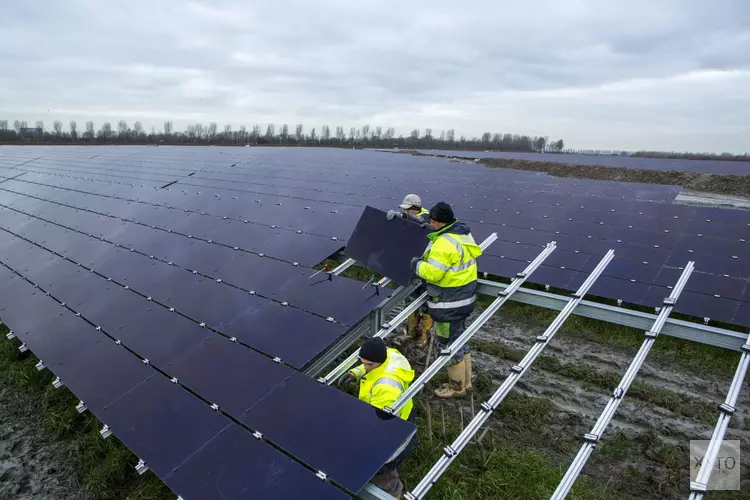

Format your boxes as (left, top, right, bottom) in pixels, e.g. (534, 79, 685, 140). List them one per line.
(0, 118, 564, 153)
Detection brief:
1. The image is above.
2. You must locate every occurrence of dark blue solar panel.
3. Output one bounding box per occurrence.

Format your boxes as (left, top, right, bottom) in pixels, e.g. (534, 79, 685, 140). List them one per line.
(163, 424, 350, 500)
(478, 255, 527, 278)
(166, 336, 293, 415)
(674, 292, 740, 324)
(223, 300, 347, 368)
(733, 303, 750, 327)
(98, 375, 231, 478)
(589, 277, 651, 305)
(240, 373, 416, 492)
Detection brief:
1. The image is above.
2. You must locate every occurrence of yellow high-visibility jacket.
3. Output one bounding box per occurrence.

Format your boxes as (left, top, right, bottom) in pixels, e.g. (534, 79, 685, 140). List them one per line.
(349, 348, 414, 420)
(415, 220, 482, 322)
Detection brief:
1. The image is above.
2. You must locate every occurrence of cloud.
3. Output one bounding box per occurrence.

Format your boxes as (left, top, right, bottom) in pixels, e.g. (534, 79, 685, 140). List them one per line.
(0, 0, 748, 152)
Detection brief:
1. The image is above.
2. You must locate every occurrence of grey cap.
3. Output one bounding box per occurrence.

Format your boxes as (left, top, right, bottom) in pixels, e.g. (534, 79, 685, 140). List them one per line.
(399, 194, 422, 209)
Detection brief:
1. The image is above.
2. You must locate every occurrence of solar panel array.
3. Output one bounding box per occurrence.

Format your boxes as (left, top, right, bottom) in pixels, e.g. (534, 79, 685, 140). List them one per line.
(400, 149, 750, 175)
(0, 145, 748, 497)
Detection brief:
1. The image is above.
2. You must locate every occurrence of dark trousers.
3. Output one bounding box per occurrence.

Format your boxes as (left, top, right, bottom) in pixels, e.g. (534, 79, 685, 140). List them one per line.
(434, 317, 469, 365)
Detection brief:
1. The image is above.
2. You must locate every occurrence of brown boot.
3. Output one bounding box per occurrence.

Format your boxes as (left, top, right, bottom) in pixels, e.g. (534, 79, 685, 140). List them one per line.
(414, 313, 432, 349)
(434, 361, 467, 398)
(406, 312, 419, 340)
(464, 354, 473, 392)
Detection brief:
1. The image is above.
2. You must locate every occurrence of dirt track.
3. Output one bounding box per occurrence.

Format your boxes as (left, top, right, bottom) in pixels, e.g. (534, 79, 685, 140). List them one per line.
(0, 386, 82, 500)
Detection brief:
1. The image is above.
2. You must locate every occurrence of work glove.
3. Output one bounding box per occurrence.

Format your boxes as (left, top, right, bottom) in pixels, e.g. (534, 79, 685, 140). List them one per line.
(339, 372, 357, 387)
(386, 210, 402, 221)
(410, 256, 421, 272)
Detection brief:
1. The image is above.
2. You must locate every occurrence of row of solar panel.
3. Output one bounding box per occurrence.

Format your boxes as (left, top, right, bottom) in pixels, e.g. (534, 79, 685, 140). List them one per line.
(2, 180, 745, 286)
(3, 172, 746, 249)
(0, 251, 414, 496)
(406, 149, 750, 176)
(0, 209, 382, 367)
(5, 154, 683, 200)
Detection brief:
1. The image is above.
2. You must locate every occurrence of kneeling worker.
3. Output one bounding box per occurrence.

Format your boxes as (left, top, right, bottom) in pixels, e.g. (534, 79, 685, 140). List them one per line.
(410, 201, 482, 398)
(387, 194, 432, 348)
(341, 337, 417, 498)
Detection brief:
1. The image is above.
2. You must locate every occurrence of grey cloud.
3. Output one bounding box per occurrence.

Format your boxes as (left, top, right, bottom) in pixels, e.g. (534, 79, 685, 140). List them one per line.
(0, 0, 749, 151)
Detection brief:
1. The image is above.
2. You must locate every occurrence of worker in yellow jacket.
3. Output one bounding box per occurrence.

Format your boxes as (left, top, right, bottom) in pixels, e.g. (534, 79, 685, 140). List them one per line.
(387, 194, 432, 348)
(410, 201, 482, 399)
(341, 337, 417, 498)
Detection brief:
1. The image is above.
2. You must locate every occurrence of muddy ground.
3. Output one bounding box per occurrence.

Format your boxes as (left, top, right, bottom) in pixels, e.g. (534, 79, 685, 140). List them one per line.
(395, 307, 750, 499)
(0, 386, 82, 500)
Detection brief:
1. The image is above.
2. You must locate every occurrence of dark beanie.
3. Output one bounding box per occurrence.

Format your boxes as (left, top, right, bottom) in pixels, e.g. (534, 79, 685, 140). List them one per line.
(429, 202, 455, 223)
(360, 337, 387, 363)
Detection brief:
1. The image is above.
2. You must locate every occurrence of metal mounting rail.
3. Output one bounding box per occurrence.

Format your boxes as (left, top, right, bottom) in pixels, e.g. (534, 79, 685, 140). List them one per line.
(689, 331, 750, 496)
(332, 258, 356, 275)
(319, 233, 499, 385)
(550, 261, 694, 500)
(384, 241, 557, 416)
(403, 249, 614, 500)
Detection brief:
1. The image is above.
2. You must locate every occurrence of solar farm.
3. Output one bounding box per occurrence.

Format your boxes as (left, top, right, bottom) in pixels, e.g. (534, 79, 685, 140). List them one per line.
(0, 145, 748, 499)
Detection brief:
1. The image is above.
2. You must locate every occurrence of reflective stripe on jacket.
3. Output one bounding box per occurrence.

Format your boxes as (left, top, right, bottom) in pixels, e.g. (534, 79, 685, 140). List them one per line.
(349, 348, 414, 420)
(415, 220, 482, 322)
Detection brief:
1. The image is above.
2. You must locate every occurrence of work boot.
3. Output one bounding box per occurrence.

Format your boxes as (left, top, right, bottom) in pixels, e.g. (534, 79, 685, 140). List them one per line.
(434, 361, 467, 398)
(464, 353, 473, 392)
(406, 312, 419, 339)
(414, 314, 432, 349)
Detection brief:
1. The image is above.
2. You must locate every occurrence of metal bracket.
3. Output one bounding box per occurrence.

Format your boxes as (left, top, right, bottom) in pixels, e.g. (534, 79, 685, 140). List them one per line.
(439, 348, 452, 356)
(5, 330, 15, 340)
(644, 330, 658, 339)
(52, 377, 63, 389)
(18, 343, 28, 353)
(316, 471, 328, 481)
(510, 365, 523, 373)
(35, 360, 45, 371)
(741, 343, 750, 353)
(719, 403, 735, 415)
(535, 335, 548, 342)
(689, 481, 708, 493)
(663, 297, 677, 306)
(252, 431, 263, 440)
(135, 459, 149, 475)
(443, 445, 457, 458)
(612, 387, 624, 399)
(210, 403, 219, 411)
(76, 401, 87, 413)
(583, 433, 599, 444)
(100, 425, 112, 438)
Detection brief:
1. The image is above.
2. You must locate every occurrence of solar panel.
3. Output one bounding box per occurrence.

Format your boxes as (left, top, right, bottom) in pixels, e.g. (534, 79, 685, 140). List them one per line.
(344, 206, 429, 286)
(240, 373, 416, 492)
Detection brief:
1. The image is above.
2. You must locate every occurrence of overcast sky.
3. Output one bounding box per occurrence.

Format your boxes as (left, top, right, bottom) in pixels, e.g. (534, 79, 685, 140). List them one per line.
(1, 1, 749, 152)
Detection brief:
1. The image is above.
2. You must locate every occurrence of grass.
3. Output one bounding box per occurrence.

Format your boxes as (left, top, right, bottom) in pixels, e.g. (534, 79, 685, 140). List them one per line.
(0, 324, 171, 500)
(474, 295, 741, 378)
(470, 338, 718, 425)
(396, 393, 622, 500)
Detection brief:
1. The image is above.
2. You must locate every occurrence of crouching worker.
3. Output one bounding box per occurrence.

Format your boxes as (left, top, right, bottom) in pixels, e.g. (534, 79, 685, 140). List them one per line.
(340, 337, 418, 498)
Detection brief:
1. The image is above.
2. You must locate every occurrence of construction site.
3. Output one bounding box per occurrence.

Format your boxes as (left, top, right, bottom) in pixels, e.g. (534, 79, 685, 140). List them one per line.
(0, 145, 748, 500)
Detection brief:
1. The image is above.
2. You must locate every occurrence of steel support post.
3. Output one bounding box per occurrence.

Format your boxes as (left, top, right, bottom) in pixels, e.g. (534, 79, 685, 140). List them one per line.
(385, 241, 558, 416)
(550, 261, 694, 500)
(403, 249, 614, 500)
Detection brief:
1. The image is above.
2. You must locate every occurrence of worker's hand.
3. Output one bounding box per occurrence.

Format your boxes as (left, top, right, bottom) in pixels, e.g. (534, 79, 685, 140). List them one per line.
(386, 210, 402, 221)
(410, 256, 421, 272)
(339, 372, 357, 387)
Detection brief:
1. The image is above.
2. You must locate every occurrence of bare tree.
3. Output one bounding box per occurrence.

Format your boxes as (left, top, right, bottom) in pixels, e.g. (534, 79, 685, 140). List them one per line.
(280, 124, 289, 144)
(36, 120, 44, 131)
(409, 129, 419, 142)
(85, 121, 94, 140)
(349, 127, 356, 143)
(133, 121, 143, 139)
(69, 120, 77, 140)
(265, 124, 275, 140)
(208, 122, 217, 141)
(361, 125, 370, 144)
(164, 121, 173, 135)
(0, 120, 7, 132)
(295, 124, 303, 143)
(309, 127, 317, 143)
(117, 120, 128, 139)
(321, 125, 330, 143)
(446, 129, 455, 144)
(52, 120, 62, 138)
(224, 124, 232, 143)
(13, 120, 22, 133)
(384, 127, 395, 140)
(100, 122, 112, 140)
(373, 126, 382, 141)
(424, 128, 433, 141)
(335, 126, 345, 143)
(239, 125, 247, 144)
(438, 130, 445, 143)
(481, 132, 492, 144)
(251, 125, 261, 140)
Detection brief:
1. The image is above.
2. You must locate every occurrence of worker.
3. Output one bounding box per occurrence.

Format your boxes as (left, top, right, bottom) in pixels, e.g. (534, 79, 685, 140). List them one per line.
(410, 201, 482, 398)
(340, 337, 417, 499)
(386, 193, 430, 227)
(387, 194, 432, 348)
